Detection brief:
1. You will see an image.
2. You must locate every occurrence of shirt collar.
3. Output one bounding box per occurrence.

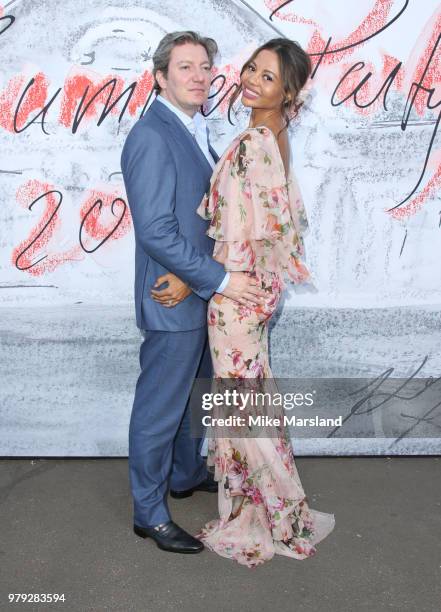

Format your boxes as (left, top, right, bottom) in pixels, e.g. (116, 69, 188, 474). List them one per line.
(156, 94, 206, 134)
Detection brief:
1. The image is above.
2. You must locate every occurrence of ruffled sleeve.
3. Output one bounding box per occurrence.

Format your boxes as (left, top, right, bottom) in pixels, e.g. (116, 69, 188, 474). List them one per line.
(197, 126, 311, 284)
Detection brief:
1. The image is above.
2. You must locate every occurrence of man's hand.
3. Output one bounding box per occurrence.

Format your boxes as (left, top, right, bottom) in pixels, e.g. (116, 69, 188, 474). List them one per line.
(220, 271, 267, 306)
(151, 273, 192, 308)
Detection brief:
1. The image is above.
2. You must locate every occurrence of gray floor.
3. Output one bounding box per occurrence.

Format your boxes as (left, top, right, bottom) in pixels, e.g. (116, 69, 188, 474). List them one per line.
(1, 457, 440, 612)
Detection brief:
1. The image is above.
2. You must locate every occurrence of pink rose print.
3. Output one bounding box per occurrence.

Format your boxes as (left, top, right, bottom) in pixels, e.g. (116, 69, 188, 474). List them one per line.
(196, 127, 334, 567)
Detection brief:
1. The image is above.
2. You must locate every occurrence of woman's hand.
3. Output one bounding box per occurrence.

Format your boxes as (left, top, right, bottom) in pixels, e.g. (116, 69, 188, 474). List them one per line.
(150, 273, 192, 308)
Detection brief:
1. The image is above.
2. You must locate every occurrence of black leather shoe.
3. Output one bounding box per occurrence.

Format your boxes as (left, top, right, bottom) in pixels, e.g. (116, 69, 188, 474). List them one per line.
(170, 474, 218, 499)
(133, 521, 204, 554)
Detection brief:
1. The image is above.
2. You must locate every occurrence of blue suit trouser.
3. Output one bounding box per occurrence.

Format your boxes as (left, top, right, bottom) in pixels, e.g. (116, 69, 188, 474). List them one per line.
(129, 327, 210, 527)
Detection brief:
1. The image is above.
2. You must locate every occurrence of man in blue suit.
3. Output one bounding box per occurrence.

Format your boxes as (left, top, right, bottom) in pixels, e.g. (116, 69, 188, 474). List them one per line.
(120, 31, 265, 554)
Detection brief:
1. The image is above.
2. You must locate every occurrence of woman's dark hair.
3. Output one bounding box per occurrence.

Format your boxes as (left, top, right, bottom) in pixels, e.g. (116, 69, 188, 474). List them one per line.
(229, 38, 312, 130)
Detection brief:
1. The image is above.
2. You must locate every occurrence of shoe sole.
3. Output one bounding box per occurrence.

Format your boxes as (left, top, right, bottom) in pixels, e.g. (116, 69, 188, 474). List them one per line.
(133, 526, 204, 554)
(169, 490, 194, 499)
(170, 487, 218, 499)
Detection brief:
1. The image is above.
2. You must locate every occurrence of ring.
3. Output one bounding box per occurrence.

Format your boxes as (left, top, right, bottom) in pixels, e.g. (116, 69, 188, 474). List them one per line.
(168, 300, 172, 306)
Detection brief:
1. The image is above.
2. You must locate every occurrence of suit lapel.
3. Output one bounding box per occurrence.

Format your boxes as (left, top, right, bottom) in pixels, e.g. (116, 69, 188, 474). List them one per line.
(183, 127, 214, 176)
(150, 100, 214, 177)
(209, 143, 219, 164)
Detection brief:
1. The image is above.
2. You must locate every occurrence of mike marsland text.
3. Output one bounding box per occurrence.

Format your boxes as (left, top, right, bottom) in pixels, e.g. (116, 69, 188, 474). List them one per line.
(201, 415, 343, 427)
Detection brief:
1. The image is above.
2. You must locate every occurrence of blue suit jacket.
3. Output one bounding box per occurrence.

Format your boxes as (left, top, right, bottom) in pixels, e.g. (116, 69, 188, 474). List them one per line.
(121, 99, 225, 331)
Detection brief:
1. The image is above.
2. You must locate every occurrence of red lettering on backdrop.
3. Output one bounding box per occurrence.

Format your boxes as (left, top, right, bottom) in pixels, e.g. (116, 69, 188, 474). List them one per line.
(267, 0, 395, 64)
(387, 9, 441, 218)
(2, 0, 440, 275)
(79, 189, 131, 253)
(11, 182, 131, 275)
(406, 10, 441, 116)
(59, 70, 126, 127)
(0, 72, 49, 132)
(0, 74, 26, 131)
(330, 54, 402, 116)
(265, 0, 320, 25)
(0, 70, 154, 132)
(388, 156, 441, 220)
(266, 1, 440, 219)
(11, 180, 82, 275)
(382, 53, 403, 91)
(208, 64, 241, 115)
(126, 70, 154, 116)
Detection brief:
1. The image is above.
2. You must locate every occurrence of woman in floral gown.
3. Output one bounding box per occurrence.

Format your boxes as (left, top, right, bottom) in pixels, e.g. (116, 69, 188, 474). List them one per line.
(195, 39, 335, 567)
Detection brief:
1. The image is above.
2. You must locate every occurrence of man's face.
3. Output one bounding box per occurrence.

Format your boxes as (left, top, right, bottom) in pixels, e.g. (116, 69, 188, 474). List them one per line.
(156, 42, 212, 116)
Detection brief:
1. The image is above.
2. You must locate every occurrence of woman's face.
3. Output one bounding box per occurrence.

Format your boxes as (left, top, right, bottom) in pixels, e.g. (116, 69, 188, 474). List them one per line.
(240, 49, 285, 111)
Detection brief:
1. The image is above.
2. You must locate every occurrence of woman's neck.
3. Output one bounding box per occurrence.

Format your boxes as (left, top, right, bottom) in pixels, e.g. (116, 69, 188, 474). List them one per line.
(248, 109, 285, 137)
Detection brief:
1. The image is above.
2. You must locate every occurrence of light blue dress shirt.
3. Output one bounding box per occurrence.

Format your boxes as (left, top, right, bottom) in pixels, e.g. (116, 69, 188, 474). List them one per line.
(156, 95, 230, 294)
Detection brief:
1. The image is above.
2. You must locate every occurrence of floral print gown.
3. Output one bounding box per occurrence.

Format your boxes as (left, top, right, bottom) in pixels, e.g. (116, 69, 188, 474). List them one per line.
(196, 126, 335, 567)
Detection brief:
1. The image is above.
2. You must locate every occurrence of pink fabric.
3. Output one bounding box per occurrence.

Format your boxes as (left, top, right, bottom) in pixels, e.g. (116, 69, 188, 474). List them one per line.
(197, 126, 311, 284)
(195, 127, 335, 567)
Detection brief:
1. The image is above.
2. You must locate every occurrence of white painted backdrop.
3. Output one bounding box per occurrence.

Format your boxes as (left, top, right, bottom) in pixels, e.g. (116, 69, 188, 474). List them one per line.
(1, 0, 440, 455)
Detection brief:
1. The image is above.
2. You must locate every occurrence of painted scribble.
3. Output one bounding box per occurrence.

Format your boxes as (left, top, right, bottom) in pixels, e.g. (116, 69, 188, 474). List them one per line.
(0, 0, 439, 304)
